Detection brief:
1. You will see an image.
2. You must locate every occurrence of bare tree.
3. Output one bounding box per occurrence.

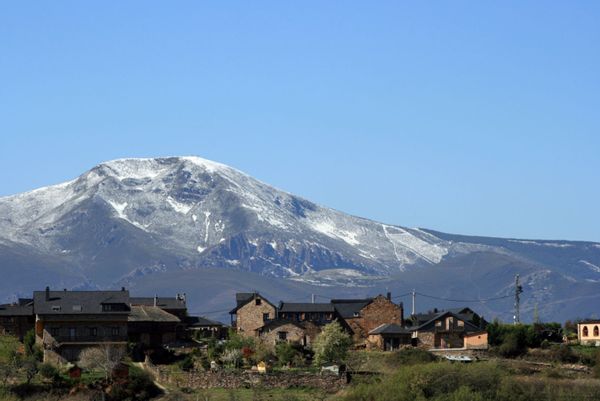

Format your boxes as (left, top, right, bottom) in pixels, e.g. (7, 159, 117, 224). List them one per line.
(79, 344, 125, 380)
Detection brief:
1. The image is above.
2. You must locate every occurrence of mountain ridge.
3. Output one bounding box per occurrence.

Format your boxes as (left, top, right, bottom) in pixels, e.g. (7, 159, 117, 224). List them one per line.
(1, 156, 598, 322)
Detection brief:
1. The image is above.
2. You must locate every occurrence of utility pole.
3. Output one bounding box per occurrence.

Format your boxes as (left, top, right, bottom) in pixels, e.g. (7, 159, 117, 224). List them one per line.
(411, 289, 416, 316)
(514, 274, 523, 324)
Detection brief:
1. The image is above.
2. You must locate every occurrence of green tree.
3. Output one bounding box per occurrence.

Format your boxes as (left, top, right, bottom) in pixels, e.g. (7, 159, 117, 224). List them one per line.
(312, 321, 352, 367)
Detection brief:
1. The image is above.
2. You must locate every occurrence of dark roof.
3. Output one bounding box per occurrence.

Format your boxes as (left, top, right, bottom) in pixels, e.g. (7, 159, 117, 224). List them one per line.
(413, 311, 480, 332)
(580, 320, 600, 324)
(331, 299, 373, 318)
(130, 297, 187, 310)
(229, 292, 275, 314)
(33, 290, 130, 315)
(279, 302, 335, 313)
(258, 319, 305, 332)
(185, 316, 224, 328)
(369, 323, 412, 335)
(128, 305, 180, 323)
(0, 303, 33, 316)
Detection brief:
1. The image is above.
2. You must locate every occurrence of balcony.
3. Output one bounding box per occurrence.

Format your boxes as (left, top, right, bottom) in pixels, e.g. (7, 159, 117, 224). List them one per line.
(46, 335, 126, 345)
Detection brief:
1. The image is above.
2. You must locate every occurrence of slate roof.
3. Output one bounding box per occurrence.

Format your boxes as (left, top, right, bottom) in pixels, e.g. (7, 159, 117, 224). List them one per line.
(128, 305, 180, 323)
(279, 302, 335, 313)
(330, 298, 373, 318)
(258, 318, 305, 332)
(185, 316, 224, 327)
(33, 290, 130, 315)
(369, 323, 412, 335)
(130, 297, 187, 310)
(412, 311, 480, 332)
(0, 303, 33, 316)
(229, 292, 275, 314)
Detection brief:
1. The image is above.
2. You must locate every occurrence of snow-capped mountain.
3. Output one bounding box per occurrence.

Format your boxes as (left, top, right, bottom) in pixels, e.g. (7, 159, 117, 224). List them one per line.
(1, 156, 599, 322)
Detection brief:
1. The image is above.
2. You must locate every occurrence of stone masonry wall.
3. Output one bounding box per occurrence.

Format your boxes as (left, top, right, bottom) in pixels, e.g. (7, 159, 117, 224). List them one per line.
(349, 296, 403, 341)
(145, 362, 347, 392)
(237, 297, 276, 336)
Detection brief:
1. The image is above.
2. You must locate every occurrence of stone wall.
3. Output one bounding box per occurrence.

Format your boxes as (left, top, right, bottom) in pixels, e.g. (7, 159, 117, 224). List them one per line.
(236, 297, 276, 336)
(260, 322, 307, 346)
(349, 296, 403, 341)
(145, 362, 347, 392)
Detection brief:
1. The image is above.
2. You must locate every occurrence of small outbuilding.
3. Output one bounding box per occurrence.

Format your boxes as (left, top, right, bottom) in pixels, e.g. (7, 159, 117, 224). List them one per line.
(367, 323, 412, 351)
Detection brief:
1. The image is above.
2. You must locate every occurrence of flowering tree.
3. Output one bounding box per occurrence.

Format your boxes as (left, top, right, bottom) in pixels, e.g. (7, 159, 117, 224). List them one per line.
(312, 321, 352, 367)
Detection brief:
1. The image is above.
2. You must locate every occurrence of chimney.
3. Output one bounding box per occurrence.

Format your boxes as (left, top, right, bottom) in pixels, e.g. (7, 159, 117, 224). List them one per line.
(121, 287, 126, 292)
(387, 292, 391, 301)
(311, 294, 315, 304)
(45, 286, 50, 301)
(63, 288, 67, 292)
(154, 295, 158, 307)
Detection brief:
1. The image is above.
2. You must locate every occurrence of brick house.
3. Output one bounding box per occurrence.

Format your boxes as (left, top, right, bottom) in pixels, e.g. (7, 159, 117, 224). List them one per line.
(332, 294, 404, 342)
(229, 293, 277, 337)
(411, 311, 486, 349)
(33, 288, 130, 364)
(577, 320, 600, 346)
(0, 299, 35, 341)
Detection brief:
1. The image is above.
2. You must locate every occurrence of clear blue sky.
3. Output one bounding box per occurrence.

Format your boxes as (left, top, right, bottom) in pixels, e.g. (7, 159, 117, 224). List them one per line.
(1, 2, 599, 242)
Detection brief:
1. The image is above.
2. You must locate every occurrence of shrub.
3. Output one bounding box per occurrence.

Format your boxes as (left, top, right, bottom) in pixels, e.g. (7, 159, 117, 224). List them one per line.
(387, 348, 436, 366)
(497, 332, 526, 358)
(178, 354, 195, 371)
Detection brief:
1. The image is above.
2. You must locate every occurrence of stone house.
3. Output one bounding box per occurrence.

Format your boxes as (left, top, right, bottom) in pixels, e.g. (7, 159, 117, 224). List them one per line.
(577, 320, 600, 346)
(229, 293, 277, 337)
(127, 305, 180, 347)
(411, 311, 486, 349)
(0, 299, 35, 341)
(258, 319, 309, 346)
(331, 294, 404, 342)
(367, 323, 412, 351)
(33, 287, 130, 364)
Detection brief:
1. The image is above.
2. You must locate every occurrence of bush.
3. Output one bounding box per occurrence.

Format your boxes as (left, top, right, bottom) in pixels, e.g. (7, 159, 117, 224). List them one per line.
(312, 321, 352, 367)
(178, 354, 195, 371)
(387, 348, 437, 366)
(497, 332, 526, 358)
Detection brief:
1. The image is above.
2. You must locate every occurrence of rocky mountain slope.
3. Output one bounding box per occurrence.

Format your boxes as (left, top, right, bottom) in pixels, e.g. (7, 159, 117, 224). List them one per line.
(1, 157, 598, 322)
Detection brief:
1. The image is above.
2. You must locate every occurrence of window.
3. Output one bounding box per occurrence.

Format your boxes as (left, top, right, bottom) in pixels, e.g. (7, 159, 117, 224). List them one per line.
(583, 326, 589, 337)
(595, 326, 599, 337)
(111, 327, 120, 336)
(278, 331, 287, 341)
(50, 327, 59, 337)
(255, 298, 262, 306)
(72, 305, 82, 312)
(68, 328, 76, 339)
(51, 305, 61, 312)
(353, 312, 359, 317)
(89, 327, 97, 337)
(263, 313, 270, 322)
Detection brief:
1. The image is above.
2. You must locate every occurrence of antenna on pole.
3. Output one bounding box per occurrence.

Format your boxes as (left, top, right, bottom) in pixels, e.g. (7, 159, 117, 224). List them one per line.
(411, 289, 416, 316)
(514, 274, 523, 324)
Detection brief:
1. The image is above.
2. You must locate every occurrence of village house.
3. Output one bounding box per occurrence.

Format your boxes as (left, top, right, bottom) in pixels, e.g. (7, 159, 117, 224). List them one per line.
(0, 298, 35, 341)
(331, 294, 404, 343)
(127, 305, 181, 347)
(130, 294, 188, 320)
(257, 319, 309, 346)
(410, 310, 487, 350)
(185, 316, 226, 339)
(229, 292, 277, 337)
(33, 287, 131, 364)
(577, 320, 600, 346)
(367, 324, 412, 351)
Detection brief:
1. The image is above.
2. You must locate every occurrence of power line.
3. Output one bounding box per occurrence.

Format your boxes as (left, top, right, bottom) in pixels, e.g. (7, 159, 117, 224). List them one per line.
(415, 291, 512, 303)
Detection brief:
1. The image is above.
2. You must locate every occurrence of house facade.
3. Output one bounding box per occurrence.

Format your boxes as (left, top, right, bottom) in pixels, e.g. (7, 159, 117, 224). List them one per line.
(127, 305, 180, 347)
(258, 319, 308, 346)
(411, 311, 487, 350)
(33, 288, 130, 364)
(332, 294, 404, 342)
(229, 293, 277, 337)
(0, 299, 34, 341)
(578, 320, 600, 346)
